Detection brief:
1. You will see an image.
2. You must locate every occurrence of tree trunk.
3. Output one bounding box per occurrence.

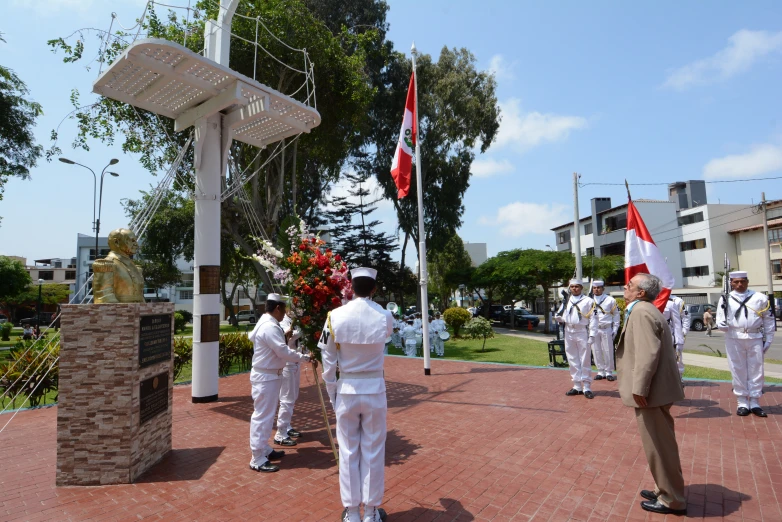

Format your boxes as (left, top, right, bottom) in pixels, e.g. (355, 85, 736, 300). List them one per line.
(291, 139, 298, 214)
(222, 277, 239, 327)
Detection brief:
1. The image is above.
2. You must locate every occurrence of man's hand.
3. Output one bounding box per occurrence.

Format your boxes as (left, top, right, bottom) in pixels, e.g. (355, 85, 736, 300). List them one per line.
(764, 341, 772, 354)
(309, 354, 318, 367)
(633, 394, 647, 408)
(717, 321, 729, 331)
(285, 330, 293, 342)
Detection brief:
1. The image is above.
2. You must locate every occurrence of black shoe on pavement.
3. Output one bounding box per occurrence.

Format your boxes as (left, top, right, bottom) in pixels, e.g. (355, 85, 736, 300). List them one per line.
(274, 437, 297, 446)
(565, 388, 583, 396)
(267, 449, 286, 460)
(594, 375, 604, 380)
(737, 407, 750, 417)
(249, 460, 279, 473)
(606, 375, 616, 382)
(640, 490, 658, 501)
(584, 391, 595, 399)
(640, 500, 686, 516)
(287, 428, 302, 438)
(751, 407, 768, 418)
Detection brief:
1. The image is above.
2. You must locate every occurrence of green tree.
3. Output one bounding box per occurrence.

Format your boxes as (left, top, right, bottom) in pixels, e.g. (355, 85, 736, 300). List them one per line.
(463, 316, 494, 352)
(428, 233, 473, 311)
(139, 259, 181, 298)
(583, 255, 624, 286)
(0, 256, 32, 301)
(4, 284, 70, 323)
(0, 33, 43, 224)
(514, 249, 575, 333)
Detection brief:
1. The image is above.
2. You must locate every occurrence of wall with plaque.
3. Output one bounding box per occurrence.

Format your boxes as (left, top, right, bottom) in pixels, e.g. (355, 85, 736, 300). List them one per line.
(56, 302, 175, 486)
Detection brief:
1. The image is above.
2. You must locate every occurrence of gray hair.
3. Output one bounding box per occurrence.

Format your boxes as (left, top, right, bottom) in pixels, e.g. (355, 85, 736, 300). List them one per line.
(635, 273, 662, 301)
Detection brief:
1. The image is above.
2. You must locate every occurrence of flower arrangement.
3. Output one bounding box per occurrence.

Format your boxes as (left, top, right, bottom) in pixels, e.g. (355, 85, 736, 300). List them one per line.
(253, 220, 352, 355)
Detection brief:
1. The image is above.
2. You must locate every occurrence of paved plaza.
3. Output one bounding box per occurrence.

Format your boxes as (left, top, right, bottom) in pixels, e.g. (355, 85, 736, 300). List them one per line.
(2, 356, 782, 521)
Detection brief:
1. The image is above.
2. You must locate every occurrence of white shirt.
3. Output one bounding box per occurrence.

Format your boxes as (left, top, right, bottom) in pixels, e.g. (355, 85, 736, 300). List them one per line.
(671, 295, 690, 336)
(593, 294, 620, 335)
(717, 290, 776, 341)
(402, 324, 418, 342)
(319, 297, 393, 402)
(248, 314, 309, 382)
(663, 299, 685, 346)
(560, 294, 598, 337)
(431, 319, 445, 334)
(280, 314, 303, 367)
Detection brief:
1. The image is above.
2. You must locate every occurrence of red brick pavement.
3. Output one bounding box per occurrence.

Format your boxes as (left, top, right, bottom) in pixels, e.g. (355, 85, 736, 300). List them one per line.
(2, 356, 782, 521)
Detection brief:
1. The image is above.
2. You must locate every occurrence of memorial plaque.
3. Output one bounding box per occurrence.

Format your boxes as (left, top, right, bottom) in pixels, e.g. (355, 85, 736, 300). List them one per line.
(199, 265, 220, 294)
(139, 372, 169, 425)
(200, 314, 220, 343)
(139, 314, 172, 368)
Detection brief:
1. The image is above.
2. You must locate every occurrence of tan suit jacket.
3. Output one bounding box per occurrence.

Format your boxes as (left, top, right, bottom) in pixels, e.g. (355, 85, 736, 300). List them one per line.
(616, 300, 684, 408)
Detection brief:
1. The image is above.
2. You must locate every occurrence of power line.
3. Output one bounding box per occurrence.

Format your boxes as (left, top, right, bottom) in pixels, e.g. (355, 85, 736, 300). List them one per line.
(579, 175, 782, 187)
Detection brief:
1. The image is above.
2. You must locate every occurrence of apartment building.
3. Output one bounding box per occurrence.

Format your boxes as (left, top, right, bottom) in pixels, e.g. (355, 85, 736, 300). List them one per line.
(728, 199, 782, 294)
(23, 257, 78, 286)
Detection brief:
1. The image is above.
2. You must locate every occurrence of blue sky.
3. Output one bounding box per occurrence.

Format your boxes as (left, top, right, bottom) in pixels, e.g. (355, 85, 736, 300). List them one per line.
(2, 0, 782, 266)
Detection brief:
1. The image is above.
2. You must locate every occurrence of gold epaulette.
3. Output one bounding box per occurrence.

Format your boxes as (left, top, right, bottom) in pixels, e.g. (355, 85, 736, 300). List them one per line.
(92, 258, 114, 273)
(327, 311, 340, 350)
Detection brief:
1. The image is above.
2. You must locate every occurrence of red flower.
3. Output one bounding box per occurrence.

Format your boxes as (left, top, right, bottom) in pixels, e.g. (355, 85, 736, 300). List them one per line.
(299, 244, 307, 251)
(335, 254, 342, 262)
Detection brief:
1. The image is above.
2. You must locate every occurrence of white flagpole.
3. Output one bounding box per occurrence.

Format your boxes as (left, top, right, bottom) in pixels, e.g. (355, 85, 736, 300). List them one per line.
(411, 42, 431, 376)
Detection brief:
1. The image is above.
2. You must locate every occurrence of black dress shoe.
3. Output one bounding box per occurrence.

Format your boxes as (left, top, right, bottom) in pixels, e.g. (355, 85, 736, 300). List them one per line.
(267, 449, 286, 460)
(594, 374, 604, 380)
(565, 388, 583, 396)
(249, 460, 279, 473)
(737, 407, 750, 416)
(751, 407, 768, 418)
(606, 375, 616, 382)
(274, 437, 297, 446)
(584, 391, 595, 399)
(640, 490, 658, 501)
(640, 499, 686, 516)
(287, 428, 302, 438)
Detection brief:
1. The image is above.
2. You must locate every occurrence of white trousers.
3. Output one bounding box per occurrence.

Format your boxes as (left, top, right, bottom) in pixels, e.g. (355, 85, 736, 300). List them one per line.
(565, 328, 592, 390)
(336, 392, 387, 509)
(250, 378, 282, 463)
(725, 337, 765, 405)
(404, 340, 416, 357)
(276, 364, 300, 440)
(592, 329, 614, 376)
(433, 337, 444, 356)
(675, 344, 684, 378)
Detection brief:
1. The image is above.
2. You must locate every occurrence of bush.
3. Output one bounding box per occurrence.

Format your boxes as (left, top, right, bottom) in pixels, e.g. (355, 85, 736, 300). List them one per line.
(173, 337, 193, 382)
(0, 338, 60, 407)
(173, 312, 187, 333)
(219, 333, 253, 375)
(176, 309, 193, 324)
(443, 307, 473, 338)
(463, 316, 495, 352)
(0, 322, 11, 341)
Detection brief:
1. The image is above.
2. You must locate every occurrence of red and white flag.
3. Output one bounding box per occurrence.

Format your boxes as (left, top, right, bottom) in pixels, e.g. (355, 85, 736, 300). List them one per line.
(625, 200, 675, 312)
(390, 72, 416, 199)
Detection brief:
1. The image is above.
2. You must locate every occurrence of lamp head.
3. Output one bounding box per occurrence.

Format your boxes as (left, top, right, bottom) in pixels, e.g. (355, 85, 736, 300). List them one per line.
(109, 158, 119, 165)
(109, 172, 119, 177)
(58, 157, 75, 164)
(38, 279, 44, 284)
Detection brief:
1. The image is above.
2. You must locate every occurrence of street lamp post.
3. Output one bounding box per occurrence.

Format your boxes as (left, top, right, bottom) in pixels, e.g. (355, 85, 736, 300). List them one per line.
(36, 278, 44, 324)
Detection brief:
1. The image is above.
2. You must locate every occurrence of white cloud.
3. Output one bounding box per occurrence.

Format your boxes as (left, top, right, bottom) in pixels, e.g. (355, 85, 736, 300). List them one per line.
(703, 143, 782, 179)
(471, 158, 514, 178)
(12, 0, 147, 15)
(479, 202, 569, 238)
(663, 29, 782, 90)
(488, 54, 514, 81)
(495, 98, 588, 152)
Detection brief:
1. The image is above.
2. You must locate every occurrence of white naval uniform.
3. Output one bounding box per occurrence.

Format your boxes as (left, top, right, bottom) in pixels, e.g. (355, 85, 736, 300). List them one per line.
(665, 295, 689, 377)
(592, 294, 619, 377)
(276, 315, 303, 441)
(402, 324, 418, 356)
(391, 319, 403, 350)
(556, 295, 598, 391)
(319, 297, 393, 513)
(717, 290, 775, 409)
(431, 319, 446, 356)
(248, 314, 310, 465)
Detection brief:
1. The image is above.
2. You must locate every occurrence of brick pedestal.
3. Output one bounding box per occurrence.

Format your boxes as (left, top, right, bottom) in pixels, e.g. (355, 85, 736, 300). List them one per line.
(56, 303, 175, 486)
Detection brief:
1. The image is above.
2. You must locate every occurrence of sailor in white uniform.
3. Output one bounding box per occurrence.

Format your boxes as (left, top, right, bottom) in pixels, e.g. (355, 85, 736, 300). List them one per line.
(275, 312, 303, 445)
(390, 314, 403, 350)
(319, 267, 393, 522)
(590, 280, 620, 381)
(669, 294, 690, 378)
(716, 271, 776, 417)
(431, 312, 446, 357)
(402, 319, 418, 357)
(555, 279, 598, 398)
(248, 294, 313, 473)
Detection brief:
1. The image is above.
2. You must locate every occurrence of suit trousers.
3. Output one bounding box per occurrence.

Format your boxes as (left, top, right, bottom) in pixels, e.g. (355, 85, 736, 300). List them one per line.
(250, 378, 282, 463)
(336, 392, 387, 509)
(565, 328, 592, 390)
(635, 404, 686, 510)
(276, 363, 300, 440)
(725, 337, 765, 402)
(593, 329, 614, 376)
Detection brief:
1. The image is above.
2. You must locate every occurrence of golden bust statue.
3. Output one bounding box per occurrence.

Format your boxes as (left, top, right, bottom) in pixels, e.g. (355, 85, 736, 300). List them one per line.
(93, 228, 145, 304)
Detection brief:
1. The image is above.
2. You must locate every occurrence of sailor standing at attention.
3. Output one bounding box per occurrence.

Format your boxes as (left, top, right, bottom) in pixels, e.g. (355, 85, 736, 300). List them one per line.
(591, 280, 620, 381)
(248, 294, 314, 473)
(716, 271, 775, 417)
(274, 311, 304, 446)
(319, 268, 393, 522)
(555, 279, 598, 398)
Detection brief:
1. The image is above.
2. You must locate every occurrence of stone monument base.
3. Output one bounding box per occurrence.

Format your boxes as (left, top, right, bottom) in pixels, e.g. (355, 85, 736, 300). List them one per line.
(56, 302, 175, 486)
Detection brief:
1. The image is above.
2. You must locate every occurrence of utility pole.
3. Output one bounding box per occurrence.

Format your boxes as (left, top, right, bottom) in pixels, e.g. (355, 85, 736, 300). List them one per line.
(762, 192, 775, 301)
(573, 172, 582, 280)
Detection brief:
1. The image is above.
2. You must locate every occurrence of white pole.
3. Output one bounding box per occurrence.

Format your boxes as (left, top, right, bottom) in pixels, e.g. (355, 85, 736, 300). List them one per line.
(762, 192, 774, 297)
(191, 0, 239, 403)
(411, 42, 431, 376)
(573, 172, 582, 280)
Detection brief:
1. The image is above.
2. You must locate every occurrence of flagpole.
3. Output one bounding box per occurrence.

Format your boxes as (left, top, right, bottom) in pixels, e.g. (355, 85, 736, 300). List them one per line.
(411, 42, 432, 376)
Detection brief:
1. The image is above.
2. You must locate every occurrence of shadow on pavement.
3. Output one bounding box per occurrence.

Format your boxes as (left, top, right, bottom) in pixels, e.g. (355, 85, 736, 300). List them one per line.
(390, 498, 474, 521)
(685, 484, 750, 518)
(676, 398, 730, 419)
(137, 446, 225, 482)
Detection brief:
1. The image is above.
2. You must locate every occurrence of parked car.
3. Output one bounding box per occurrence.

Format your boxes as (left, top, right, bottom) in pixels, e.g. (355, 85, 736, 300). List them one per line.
(0, 314, 7, 324)
(499, 308, 540, 328)
(686, 303, 718, 331)
(17, 312, 53, 327)
(774, 298, 782, 320)
(475, 304, 504, 320)
(234, 310, 257, 324)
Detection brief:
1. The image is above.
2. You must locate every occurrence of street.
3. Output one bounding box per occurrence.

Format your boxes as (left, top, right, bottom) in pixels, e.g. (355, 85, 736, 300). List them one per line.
(684, 329, 782, 361)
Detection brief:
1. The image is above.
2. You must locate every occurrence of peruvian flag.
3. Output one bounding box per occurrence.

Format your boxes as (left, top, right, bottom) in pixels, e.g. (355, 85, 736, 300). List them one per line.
(390, 72, 416, 199)
(625, 200, 675, 312)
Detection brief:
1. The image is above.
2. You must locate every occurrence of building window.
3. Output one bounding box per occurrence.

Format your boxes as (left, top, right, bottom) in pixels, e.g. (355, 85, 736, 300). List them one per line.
(180, 290, 194, 300)
(65, 270, 76, 279)
(678, 212, 704, 226)
(89, 248, 110, 261)
(680, 238, 707, 251)
(586, 247, 594, 256)
(557, 230, 570, 244)
(38, 271, 54, 280)
(769, 228, 782, 244)
(772, 260, 782, 275)
(767, 207, 782, 220)
(179, 274, 194, 287)
(682, 266, 710, 278)
(584, 223, 593, 235)
(602, 213, 627, 234)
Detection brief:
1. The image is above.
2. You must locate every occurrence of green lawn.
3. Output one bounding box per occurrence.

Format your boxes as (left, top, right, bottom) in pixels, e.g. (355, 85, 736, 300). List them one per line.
(175, 324, 251, 337)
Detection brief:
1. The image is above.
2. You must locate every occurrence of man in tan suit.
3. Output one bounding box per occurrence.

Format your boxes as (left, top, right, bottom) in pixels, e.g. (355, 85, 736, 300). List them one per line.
(616, 273, 687, 516)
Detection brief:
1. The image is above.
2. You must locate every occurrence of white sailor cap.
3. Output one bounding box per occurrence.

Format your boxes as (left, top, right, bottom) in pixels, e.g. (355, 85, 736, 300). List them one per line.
(569, 278, 583, 286)
(267, 293, 288, 302)
(729, 271, 748, 280)
(351, 267, 377, 280)
(591, 280, 604, 287)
